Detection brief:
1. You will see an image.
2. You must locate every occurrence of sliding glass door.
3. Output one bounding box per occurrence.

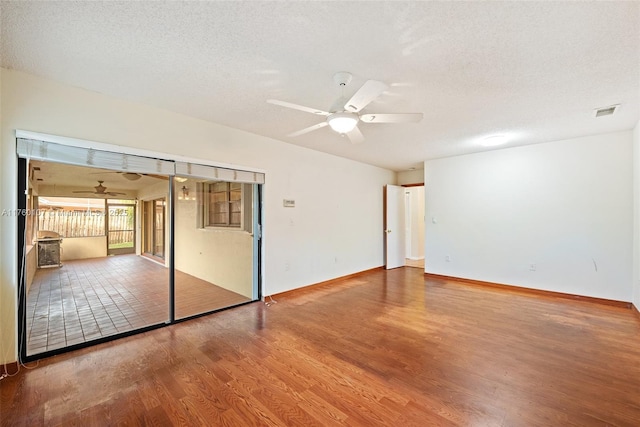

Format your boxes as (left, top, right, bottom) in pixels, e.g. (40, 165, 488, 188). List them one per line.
(17, 136, 264, 361)
(20, 159, 170, 358)
(173, 178, 260, 319)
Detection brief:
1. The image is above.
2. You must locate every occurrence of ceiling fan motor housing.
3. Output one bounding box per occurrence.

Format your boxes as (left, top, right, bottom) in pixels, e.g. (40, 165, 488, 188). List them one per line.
(333, 71, 352, 87)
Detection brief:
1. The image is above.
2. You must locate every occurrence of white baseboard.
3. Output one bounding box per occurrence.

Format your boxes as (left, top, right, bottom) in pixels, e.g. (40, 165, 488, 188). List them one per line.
(406, 256, 424, 261)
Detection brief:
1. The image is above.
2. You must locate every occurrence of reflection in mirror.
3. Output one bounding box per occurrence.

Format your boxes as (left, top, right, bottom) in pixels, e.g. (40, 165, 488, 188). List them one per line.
(174, 177, 257, 318)
(24, 160, 170, 356)
(21, 159, 261, 357)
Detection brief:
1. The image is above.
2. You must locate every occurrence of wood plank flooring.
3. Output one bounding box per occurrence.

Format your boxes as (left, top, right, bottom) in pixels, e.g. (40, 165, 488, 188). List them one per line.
(3, 267, 640, 426)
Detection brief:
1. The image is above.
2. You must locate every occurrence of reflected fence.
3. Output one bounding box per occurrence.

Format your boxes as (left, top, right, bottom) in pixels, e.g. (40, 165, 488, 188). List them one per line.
(38, 208, 133, 243)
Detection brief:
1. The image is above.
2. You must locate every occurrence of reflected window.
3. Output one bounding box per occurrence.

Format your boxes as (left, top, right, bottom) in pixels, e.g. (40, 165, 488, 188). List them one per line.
(199, 181, 251, 231)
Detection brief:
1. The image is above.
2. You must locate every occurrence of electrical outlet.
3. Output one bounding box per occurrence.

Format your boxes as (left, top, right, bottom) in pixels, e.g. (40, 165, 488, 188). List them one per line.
(529, 264, 536, 271)
(445, 255, 451, 262)
(285, 262, 290, 271)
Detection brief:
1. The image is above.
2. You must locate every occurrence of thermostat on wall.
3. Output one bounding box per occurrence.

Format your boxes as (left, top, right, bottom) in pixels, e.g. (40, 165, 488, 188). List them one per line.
(283, 199, 295, 207)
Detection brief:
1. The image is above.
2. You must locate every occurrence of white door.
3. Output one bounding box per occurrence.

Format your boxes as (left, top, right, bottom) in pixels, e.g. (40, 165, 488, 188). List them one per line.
(385, 184, 406, 269)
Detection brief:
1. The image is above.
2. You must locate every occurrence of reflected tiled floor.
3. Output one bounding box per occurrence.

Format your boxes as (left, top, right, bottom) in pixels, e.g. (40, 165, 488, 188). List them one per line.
(26, 255, 250, 355)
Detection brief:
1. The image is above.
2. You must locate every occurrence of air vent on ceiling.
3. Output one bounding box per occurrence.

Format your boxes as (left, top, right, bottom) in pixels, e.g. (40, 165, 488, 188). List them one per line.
(593, 104, 620, 118)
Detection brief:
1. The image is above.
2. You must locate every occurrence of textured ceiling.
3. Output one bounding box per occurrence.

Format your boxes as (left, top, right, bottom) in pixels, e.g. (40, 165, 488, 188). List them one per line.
(2, 1, 639, 171)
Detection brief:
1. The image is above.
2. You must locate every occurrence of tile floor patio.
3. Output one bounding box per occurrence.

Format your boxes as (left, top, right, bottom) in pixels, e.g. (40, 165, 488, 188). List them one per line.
(26, 254, 251, 355)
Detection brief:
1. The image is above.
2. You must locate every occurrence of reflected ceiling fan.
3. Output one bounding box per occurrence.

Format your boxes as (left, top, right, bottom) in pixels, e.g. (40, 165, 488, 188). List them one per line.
(89, 171, 168, 181)
(267, 72, 423, 144)
(73, 181, 126, 197)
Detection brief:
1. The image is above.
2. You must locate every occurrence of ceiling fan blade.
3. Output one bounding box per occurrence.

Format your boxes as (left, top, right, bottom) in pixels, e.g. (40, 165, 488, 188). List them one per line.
(288, 121, 329, 137)
(106, 192, 127, 196)
(346, 126, 364, 144)
(267, 99, 330, 116)
(344, 80, 388, 113)
(144, 174, 169, 180)
(360, 113, 424, 123)
(72, 191, 95, 194)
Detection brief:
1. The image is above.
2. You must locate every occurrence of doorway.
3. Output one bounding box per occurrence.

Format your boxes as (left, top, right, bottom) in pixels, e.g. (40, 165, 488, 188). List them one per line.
(143, 198, 165, 259)
(107, 200, 136, 255)
(404, 186, 425, 269)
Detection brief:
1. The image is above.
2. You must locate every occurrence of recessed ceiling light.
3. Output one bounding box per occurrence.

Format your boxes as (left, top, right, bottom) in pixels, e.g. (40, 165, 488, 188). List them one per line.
(480, 135, 508, 147)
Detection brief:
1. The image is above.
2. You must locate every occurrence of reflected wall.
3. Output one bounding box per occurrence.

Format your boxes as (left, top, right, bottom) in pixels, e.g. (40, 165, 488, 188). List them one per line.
(174, 177, 256, 318)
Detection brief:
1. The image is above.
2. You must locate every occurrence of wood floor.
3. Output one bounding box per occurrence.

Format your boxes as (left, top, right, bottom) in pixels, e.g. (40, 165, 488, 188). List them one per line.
(3, 267, 640, 426)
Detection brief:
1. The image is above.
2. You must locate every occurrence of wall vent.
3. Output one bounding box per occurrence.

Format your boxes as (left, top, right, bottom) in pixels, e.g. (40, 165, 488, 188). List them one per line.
(593, 104, 620, 117)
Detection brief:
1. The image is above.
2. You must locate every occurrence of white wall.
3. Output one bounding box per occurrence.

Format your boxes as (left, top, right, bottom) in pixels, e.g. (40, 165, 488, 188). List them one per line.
(0, 68, 395, 364)
(424, 132, 633, 302)
(633, 120, 640, 311)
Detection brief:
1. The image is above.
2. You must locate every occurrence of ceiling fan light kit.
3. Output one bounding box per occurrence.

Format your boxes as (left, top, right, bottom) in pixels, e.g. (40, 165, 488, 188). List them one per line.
(122, 172, 142, 181)
(328, 112, 359, 134)
(267, 71, 424, 144)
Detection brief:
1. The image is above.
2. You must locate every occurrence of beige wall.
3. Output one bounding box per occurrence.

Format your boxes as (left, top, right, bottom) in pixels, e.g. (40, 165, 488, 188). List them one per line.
(174, 196, 253, 298)
(60, 236, 107, 261)
(0, 68, 395, 364)
(397, 169, 424, 185)
(0, 67, 11, 366)
(137, 181, 169, 202)
(25, 246, 36, 294)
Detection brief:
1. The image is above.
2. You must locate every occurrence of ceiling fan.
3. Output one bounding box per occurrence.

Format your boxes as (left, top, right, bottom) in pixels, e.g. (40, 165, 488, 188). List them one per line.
(267, 72, 423, 144)
(73, 181, 126, 197)
(89, 171, 168, 181)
